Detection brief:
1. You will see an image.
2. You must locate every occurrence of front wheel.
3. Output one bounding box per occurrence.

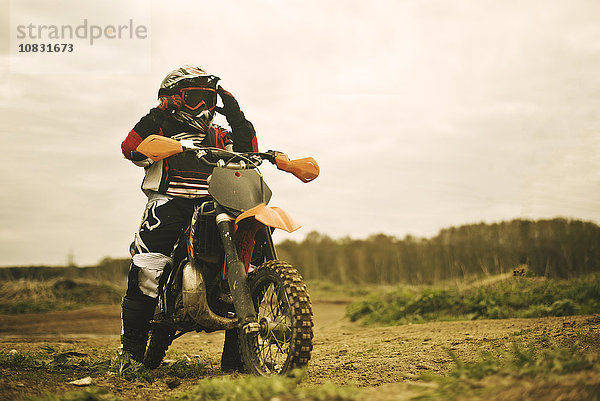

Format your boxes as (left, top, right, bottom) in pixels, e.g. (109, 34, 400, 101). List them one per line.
(239, 260, 313, 375)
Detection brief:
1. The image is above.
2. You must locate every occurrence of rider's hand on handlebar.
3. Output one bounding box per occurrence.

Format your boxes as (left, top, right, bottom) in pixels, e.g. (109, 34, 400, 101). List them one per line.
(215, 86, 244, 121)
(157, 95, 183, 113)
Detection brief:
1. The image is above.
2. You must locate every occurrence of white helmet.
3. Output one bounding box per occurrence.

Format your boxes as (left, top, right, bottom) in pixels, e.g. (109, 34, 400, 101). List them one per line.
(158, 65, 220, 133)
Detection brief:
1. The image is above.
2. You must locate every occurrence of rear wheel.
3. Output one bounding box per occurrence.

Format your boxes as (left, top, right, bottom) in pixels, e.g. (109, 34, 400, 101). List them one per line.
(239, 260, 313, 375)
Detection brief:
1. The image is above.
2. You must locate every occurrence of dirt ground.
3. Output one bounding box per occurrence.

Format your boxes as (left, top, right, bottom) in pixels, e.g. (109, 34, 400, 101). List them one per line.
(1, 300, 599, 400)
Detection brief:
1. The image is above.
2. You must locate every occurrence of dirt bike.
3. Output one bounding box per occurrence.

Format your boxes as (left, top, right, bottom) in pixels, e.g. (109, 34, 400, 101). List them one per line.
(133, 135, 319, 375)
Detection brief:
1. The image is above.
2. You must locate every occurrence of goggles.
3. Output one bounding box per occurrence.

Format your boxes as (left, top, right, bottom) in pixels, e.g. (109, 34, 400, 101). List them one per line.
(180, 87, 217, 111)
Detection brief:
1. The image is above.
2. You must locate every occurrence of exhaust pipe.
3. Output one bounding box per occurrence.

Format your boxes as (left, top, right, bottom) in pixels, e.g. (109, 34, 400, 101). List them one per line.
(182, 261, 239, 330)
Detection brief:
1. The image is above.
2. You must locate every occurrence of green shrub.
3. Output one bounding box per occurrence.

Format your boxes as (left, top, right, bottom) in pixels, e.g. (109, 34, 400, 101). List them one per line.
(110, 352, 153, 383)
(549, 299, 576, 316)
(347, 274, 600, 325)
(346, 295, 385, 322)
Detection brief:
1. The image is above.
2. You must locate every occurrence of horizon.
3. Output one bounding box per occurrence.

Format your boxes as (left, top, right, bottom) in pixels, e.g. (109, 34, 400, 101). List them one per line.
(1, 215, 595, 268)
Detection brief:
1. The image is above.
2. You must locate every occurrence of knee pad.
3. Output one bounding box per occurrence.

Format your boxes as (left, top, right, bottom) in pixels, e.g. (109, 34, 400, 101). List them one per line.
(128, 253, 172, 299)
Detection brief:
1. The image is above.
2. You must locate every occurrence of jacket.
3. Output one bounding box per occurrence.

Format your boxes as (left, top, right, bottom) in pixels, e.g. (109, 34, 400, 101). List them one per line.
(121, 107, 258, 198)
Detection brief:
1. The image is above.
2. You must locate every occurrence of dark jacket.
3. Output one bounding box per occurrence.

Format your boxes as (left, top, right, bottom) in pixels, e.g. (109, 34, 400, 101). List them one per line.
(121, 107, 258, 198)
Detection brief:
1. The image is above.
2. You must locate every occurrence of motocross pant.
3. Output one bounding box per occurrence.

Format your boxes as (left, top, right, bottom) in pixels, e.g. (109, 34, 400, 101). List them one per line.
(121, 194, 196, 361)
(121, 193, 242, 369)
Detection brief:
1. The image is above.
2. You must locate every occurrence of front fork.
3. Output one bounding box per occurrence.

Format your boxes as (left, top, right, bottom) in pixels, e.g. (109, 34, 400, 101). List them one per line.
(256, 226, 278, 262)
(215, 210, 260, 333)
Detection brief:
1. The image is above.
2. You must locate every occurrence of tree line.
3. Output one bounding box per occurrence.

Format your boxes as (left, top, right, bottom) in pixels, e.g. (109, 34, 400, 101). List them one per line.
(276, 218, 600, 285)
(4, 218, 597, 287)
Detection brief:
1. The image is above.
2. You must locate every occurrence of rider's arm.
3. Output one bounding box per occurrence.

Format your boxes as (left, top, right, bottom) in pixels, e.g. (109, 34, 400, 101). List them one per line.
(216, 87, 259, 153)
(230, 118, 258, 153)
(121, 107, 168, 164)
(121, 95, 181, 164)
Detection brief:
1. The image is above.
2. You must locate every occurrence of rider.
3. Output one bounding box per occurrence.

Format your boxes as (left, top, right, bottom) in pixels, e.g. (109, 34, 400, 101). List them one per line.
(120, 65, 258, 371)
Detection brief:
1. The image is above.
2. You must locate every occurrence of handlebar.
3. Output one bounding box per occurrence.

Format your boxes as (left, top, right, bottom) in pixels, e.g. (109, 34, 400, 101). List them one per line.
(135, 134, 319, 183)
(193, 148, 278, 169)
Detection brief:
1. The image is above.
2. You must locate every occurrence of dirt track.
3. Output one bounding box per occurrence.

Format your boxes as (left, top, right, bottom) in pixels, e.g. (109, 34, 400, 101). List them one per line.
(1, 301, 599, 400)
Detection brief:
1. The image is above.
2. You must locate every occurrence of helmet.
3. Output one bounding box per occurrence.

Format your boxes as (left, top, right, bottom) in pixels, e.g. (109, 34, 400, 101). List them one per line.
(158, 65, 220, 133)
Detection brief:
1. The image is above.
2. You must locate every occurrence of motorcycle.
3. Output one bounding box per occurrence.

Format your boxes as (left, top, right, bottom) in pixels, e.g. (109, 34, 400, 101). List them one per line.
(133, 134, 319, 376)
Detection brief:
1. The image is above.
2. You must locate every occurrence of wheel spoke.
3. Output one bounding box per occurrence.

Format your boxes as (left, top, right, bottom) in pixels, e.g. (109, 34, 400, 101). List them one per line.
(242, 262, 312, 375)
(255, 280, 291, 371)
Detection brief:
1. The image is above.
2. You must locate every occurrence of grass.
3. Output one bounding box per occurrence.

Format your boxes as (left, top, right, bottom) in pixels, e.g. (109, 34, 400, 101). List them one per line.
(172, 370, 358, 401)
(164, 357, 211, 379)
(0, 277, 123, 314)
(109, 352, 154, 383)
(29, 387, 121, 401)
(0, 347, 116, 401)
(3, 347, 358, 401)
(447, 343, 596, 379)
(18, 342, 599, 401)
(0, 346, 212, 387)
(305, 279, 381, 302)
(346, 274, 600, 325)
(24, 373, 358, 401)
(0, 345, 109, 375)
(416, 342, 600, 400)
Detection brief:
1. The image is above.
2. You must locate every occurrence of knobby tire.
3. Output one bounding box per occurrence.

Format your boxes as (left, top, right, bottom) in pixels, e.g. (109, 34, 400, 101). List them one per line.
(239, 260, 314, 375)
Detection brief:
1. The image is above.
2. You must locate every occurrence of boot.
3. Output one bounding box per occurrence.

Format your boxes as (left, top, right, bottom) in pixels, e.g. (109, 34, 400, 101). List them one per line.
(120, 296, 157, 362)
(221, 328, 244, 372)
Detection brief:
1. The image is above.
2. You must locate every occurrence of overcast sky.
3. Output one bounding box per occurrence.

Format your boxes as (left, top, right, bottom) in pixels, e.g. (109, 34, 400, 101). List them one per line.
(1, 0, 599, 266)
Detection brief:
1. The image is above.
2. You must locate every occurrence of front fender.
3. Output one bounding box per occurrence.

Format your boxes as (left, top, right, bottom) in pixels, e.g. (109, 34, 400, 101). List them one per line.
(235, 203, 301, 233)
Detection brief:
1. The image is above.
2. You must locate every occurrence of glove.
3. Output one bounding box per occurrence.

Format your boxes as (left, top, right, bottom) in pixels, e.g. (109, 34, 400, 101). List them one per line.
(215, 86, 244, 122)
(157, 94, 183, 113)
(130, 150, 154, 168)
(132, 158, 154, 168)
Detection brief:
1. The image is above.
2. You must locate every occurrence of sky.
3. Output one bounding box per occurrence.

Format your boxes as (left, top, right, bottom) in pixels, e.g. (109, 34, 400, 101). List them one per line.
(1, 0, 599, 266)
